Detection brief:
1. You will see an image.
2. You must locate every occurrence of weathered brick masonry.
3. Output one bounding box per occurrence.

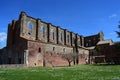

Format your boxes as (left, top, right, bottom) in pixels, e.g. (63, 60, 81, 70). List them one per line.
(0, 12, 104, 67)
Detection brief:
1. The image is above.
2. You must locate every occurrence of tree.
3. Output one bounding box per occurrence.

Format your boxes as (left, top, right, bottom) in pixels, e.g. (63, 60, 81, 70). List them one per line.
(44, 51, 55, 67)
(116, 24, 120, 37)
(94, 43, 117, 64)
(62, 53, 74, 66)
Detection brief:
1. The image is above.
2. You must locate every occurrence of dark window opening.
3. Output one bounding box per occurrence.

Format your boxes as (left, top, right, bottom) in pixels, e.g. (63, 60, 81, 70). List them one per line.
(38, 48, 41, 53)
(52, 32, 55, 40)
(28, 32, 31, 35)
(63, 48, 65, 52)
(53, 47, 55, 51)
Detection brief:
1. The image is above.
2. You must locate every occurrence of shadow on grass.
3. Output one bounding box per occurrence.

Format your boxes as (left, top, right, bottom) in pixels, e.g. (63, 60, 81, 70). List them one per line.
(89, 63, 120, 66)
(53, 65, 73, 68)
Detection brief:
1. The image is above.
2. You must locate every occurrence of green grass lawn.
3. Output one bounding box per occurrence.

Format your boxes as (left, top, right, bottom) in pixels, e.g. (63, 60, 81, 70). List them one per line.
(0, 64, 120, 80)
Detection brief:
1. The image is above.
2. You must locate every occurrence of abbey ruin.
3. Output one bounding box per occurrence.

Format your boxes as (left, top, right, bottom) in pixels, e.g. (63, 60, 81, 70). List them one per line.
(1, 12, 119, 67)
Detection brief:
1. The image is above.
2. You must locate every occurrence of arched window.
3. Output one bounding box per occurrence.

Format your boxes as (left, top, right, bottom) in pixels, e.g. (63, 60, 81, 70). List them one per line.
(41, 26, 45, 33)
(27, 22, 33, 29)
(41, 26, 45, 37)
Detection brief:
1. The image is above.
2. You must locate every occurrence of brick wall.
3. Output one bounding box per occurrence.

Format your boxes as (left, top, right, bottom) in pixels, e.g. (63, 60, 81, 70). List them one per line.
(57, 27, 65, 45)
(1, 12, 101, 67)
(37, 20, 48, 43)
(20, 12, 37, 40)
(27, 41, 45, 67)
(0, 64, 27, 68)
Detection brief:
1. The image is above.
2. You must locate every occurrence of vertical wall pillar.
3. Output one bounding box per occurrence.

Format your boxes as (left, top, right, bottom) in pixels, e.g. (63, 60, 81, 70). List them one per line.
(47, 23, 50, 42)
(82, 36, 84, 47)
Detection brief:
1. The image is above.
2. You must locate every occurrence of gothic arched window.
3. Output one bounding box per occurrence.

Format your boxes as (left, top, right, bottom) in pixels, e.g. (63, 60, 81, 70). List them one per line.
(41, 26, 45, 33)
(27, 22, 33, 29)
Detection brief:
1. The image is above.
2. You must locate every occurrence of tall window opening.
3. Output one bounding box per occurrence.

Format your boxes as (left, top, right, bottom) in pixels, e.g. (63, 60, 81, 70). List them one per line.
(38, 48, 41, 53)
(52, 32, 55, 40)
(27, 22, 33, 29)
(41, 26, 45, 38)
(27, 21, 33, 35)
(67, 35, 69, 43)
(51, 29, 55, 40)
(53, 47, 55, 51)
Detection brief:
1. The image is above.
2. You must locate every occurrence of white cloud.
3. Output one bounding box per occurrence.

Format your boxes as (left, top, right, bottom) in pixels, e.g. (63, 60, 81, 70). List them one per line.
(109, 14, 117, 18)
(0, 32, 7, 42)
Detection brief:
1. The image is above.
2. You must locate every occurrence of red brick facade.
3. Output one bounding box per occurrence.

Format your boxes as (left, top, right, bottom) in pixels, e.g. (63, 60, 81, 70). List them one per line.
(0, 12, 107, 67)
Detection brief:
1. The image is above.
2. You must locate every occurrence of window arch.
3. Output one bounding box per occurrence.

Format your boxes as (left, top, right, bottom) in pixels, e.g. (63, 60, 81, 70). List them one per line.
(41, 26, 45, 33)
(27, 22, 33, 29)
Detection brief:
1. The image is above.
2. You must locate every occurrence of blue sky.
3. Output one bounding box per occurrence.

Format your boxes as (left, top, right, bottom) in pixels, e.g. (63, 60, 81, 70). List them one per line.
(0, 0, 120, 49)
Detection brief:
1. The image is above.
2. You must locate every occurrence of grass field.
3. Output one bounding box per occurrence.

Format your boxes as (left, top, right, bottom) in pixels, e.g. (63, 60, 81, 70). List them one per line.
(0, 64, 120, 80)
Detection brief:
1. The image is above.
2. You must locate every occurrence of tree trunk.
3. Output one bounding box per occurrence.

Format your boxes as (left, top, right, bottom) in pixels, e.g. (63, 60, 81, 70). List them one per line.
(68, 62, 71, 66)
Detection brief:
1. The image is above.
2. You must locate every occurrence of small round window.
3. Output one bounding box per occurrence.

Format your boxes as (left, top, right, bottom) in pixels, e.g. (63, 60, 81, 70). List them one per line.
(27, 21, 33, 29)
